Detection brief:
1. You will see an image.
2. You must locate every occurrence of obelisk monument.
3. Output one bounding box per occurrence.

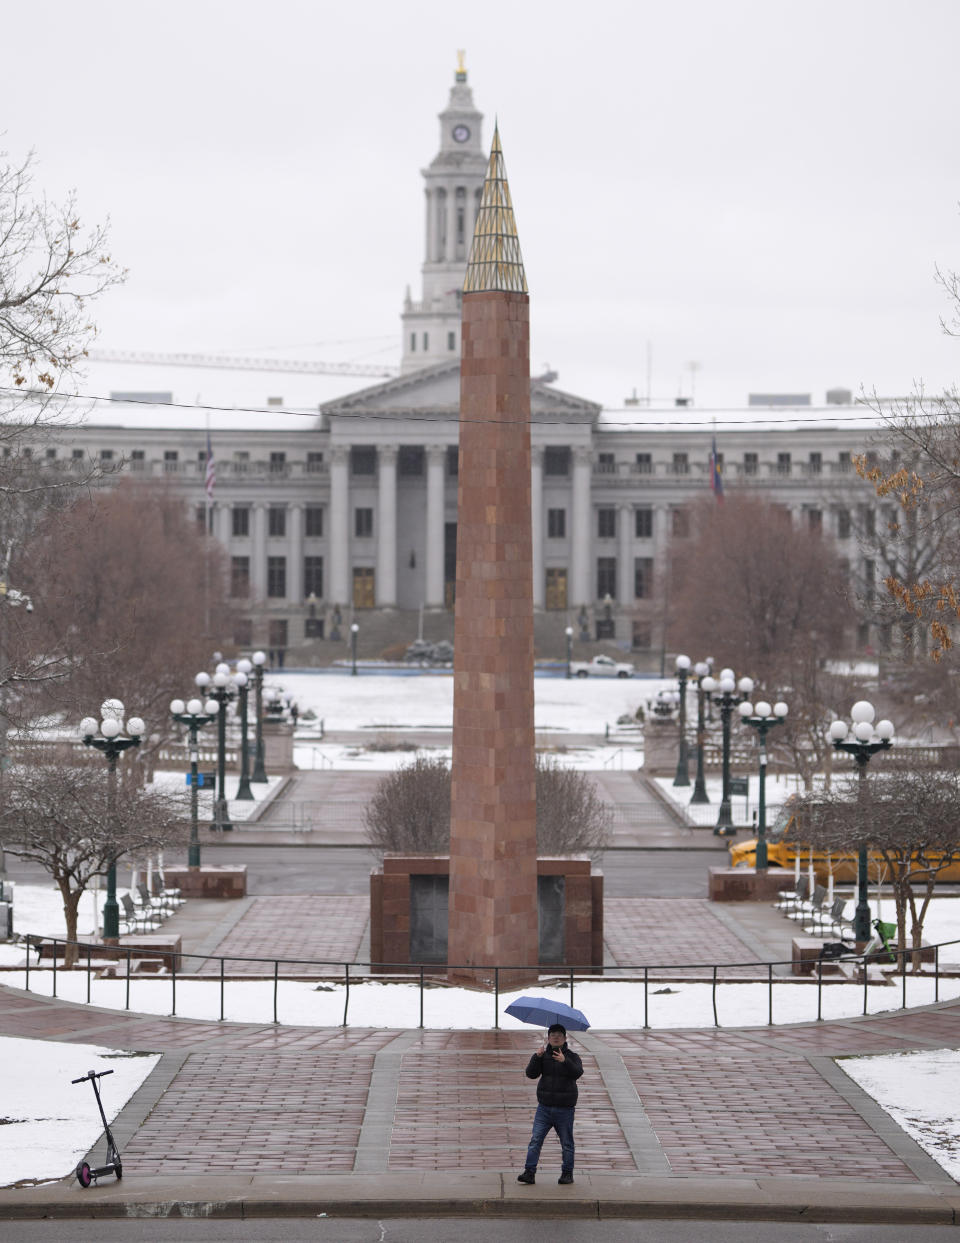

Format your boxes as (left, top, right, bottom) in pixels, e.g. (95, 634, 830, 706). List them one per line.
(447, 126, 538, 985)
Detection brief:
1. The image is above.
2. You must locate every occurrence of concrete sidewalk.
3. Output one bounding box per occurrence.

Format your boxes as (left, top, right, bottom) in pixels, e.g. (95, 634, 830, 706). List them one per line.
(3, 985, 960, 1223)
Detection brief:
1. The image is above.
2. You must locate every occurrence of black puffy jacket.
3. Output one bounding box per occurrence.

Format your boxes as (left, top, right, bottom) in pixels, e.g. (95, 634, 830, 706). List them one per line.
(525, 1043, 584, 1108)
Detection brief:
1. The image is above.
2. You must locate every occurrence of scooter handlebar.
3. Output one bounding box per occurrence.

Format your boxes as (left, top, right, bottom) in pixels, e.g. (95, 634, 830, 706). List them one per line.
(72, 1069, 115, 1084)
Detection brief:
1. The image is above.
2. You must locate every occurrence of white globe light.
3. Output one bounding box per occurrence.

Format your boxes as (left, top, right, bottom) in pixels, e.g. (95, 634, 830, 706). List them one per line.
(854, 721, 874, 742)
(564, 626, 573, 637)
(774, 702, 788, 718)
(127, 717, 145, 737)
(738, 701, 753, 717)
(101, 698, 124, 721)
(79, 717, 99, 738)
(738, 677, 755, 695)
(351, 622, 359, 634)
(252, 650, 267, 666)
(237, 658, 253, 675)
(213, 671, 229, 688)
(170, 699, 186, 715)
(719, 668, 735, 682)
(694, 661, 709, 677)
(676, 654, 691, 670)
(234, 671, 248, 687)
(186, 698, 203, 715)
(204, 699, 219, 715)
(719, 676, 735, 693)
(755, 701, 771, 718)
(100, 718, 121, 738)
(876, 719, 895, 741)
(829, 720, 848, 741)
(195, 671, 211, 688)
(851, 701, 875, 724)
(215, 662, 230, 677)
(701, 676, 716, 692)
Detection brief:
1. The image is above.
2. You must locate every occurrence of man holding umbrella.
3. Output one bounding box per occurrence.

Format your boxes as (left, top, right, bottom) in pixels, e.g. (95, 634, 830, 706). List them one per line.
(516, 1023, 584, 1185)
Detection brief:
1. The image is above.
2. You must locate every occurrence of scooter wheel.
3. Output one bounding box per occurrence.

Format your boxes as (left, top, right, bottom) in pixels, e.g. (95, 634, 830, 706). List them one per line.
(114, 1161, 123, 1181)
(76, 1162, 92, 1188)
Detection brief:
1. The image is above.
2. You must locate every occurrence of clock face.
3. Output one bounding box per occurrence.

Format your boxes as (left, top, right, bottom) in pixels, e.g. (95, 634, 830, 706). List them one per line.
(452, 124, 470, 143)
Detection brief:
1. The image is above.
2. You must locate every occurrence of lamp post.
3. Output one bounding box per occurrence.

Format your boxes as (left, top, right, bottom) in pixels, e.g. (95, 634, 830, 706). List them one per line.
(709, 668, 754, 836)
(0, 579, 32, 881)
(829, 701, 894, 943)
(169, 696, 218, 868)
(350, 622, 359, 676)
(690, 660, 711, 804)
(196, 663, 235, 832)
(234, 659, 253, 800)
(80, 701, 145, 941)
(672, 654, 692, 787)
(250, 650, 268, 783)
(737, 697, 789, 869)
(565, 626, 573, 680)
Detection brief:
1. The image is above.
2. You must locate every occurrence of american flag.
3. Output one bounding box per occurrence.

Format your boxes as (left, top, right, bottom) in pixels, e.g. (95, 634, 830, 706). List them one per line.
(204, 432, 216, 500)
(709, 436, 724, 500)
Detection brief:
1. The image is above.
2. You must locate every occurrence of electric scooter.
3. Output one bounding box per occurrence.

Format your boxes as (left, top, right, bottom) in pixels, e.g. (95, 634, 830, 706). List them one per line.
(71, 1068, 122, 1187)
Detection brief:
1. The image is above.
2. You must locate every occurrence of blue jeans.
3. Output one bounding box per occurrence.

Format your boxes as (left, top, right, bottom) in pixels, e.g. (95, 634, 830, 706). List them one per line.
(524, 1103, 575, 1173)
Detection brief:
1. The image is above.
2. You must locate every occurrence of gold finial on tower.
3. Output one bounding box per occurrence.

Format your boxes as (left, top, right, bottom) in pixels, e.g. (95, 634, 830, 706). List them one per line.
(456, 49, 467, 81)
(463, 125, 528, 294)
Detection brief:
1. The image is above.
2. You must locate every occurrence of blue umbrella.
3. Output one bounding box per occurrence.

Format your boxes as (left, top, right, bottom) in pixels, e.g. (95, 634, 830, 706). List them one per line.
(504, 995, 590, 1032)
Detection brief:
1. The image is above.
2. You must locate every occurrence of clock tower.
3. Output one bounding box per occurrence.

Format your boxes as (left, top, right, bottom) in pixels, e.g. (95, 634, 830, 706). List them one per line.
(401, 55, 487, 373)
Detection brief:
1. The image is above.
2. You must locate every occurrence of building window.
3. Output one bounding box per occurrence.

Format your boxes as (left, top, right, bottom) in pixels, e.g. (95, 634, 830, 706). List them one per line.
(195, 505, 207, 532)
(305, 505, 324, 537)
(353, 566, 375, 608)
(163, 450, 177, 472)
(267, 556, 287, 598)
(777, 452, 792, 475)
(233, 451, 250, 473)
(129, 449, 145, 471)
(306, 451, 324, 473)
(45, 447, 57, 460)
(447, 331, 456, 351)
(808, 508, 822, 532)
(672, 452, 689, 475)
(544, 446, 570, 477)
(230, 556, 250, 597)
(743, 452, 758, 476)
(861, 506, 876, 537)
(838, 452, 851, 472)
(634, 557, 654, 599)
(672, 508, 690, 538)
(547, 508, 566, 539)
(597, 557, 617, 599)
(446, 445, 459, 477)
(808, 452, 822, 474)
(597, 453, 616, 474)
(635, 507, 653, 539)
(836, 508, 851, 539)
(355, 507, 373, 538)
(422, 332, 429, 351)
(100, 449, 114, 462)
(351, 446, 376, 476)
(545, 568, 567, 610)
(597, 508, 616, 539)
(410, 333, 416, 352)
(398, 446, 424, 476)
(232, 506, 250, 537)
(634, 452, 652, 474)
(72, 449, 84, 461)
(269, 452, 286, 474)
(304, 555, 323, 597)
(268, 505, 286, 537)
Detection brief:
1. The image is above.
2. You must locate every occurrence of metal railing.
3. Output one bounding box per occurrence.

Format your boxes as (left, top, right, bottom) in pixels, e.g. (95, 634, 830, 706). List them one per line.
(8, 936, 959, 1031)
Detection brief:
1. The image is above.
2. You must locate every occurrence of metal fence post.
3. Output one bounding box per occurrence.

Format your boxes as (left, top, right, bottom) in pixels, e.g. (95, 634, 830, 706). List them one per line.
(171, 957, 176, 1016)
(86, 945, 92, 1005)
(643, 966, 649, 1029)
(569, 967, 574, 1009)
(711, 965, 718, 1027)
(767, 962, 773, 1026)
(862, 951, 868, 1016)
(816, 957, 823, 1021)
(419, 965, 424, 1029)
(273, 960, 279, 1024)
(494, 967, 500, 1029)
(342, 962, 350, 1027)
(125, 948, 131, 1010)
(220, 958, 225, 1022)
(935, 944, 940, 1003)
(52, 940, 57, 998)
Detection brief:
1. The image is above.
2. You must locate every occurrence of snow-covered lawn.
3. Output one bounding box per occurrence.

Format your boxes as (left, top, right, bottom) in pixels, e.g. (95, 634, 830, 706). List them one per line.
(840, 1049, 960, 1182)
(0, 1036, 158, 1188)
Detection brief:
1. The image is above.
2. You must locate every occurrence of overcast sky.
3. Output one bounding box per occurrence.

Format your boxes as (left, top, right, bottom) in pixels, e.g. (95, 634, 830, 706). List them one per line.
(4, 1, 958, 415)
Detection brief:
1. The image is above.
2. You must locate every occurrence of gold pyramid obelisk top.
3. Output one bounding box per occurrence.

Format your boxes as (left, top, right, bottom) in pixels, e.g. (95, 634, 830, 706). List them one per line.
(463, 125, 528, 294)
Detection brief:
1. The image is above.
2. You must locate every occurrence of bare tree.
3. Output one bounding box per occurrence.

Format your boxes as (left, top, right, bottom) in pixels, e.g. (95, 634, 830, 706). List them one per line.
(1, 757, 187, 966)
(364, 754, 611, 858)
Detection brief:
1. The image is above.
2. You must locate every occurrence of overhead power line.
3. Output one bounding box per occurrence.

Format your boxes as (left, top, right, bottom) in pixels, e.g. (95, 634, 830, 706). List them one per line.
(87, 349, 399, 379)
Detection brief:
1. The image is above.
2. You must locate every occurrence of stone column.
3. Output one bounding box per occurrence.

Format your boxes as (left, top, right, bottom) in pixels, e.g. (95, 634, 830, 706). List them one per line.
(329, 446, 349, 606)
(376, 446, 398, 608)
(425, 444, 446, 608)
(445, 182, 457, 264)
(288, 502, 304, 605)
(570, 447, 592, 607)
(251, 503, 267, 598)
(217, 503, 231, 545)
(617, 502, 632, 609)
(531, 445, 544, 609)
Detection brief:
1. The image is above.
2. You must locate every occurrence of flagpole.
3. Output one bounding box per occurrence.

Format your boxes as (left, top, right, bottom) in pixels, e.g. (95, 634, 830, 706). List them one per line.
(204, 417, 214, 637)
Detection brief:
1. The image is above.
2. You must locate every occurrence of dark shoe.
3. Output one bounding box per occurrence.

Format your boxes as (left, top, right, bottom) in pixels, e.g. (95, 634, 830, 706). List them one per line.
(517, 1169, 536, 1184)
(558, 1171, 574, 1185)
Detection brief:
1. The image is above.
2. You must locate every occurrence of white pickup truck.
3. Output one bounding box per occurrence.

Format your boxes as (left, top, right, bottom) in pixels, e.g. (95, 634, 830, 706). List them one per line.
(569, 655, 635, 679)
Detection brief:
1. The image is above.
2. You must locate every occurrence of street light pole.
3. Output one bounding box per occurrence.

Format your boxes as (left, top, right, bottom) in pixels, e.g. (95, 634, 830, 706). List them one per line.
(738, 697, 789, 870)
(196, 664, 235, 832)
(829, 701, 895, 943)
(565, 626, 573, 680)
(690, 660, 711, 804)
(350, 622, 359, 676)
(80, 701, 145, 942)
(234, 659, 253, 800)
(710, 668, 754, 836)
(170, 696, 218, 868)
(251, 650, 268, 783)
(673, 654, 692, 787)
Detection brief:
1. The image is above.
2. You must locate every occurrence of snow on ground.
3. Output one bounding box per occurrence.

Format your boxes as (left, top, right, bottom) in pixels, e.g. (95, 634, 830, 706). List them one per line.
(5, 970, 959, 1031)
(0, 1036, 159, 1187)
(840, 1049, 960, 1183)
